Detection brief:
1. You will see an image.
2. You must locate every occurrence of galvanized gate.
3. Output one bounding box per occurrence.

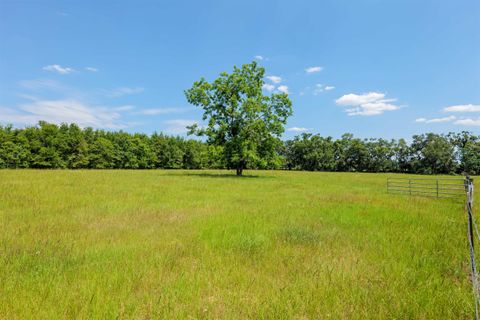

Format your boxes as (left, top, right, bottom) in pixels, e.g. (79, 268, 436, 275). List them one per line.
(387, 177, 467, 199)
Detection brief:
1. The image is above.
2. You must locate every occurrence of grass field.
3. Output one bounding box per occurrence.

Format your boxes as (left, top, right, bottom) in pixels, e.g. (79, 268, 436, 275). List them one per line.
(0, 170, 477, 319)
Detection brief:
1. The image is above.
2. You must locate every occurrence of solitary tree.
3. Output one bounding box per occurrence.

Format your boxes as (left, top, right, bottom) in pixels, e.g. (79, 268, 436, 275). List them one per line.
(185, 61, 293, 176)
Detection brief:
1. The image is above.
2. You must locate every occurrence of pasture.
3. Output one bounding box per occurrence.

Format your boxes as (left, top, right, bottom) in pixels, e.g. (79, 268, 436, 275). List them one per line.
(0, 170, 476, 318)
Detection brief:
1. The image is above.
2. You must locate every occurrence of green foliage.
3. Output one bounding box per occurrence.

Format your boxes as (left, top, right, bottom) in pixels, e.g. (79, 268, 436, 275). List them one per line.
(0, 123, 211, 170)
(463, 141, 480, 174)
(285, 133, 336, 171)
(410, 133, 456, 174)
(449, 131, 480, 175)
(185, 61, 293, 175)
(88, 137, 117, 169)
(0, 141, 30, 168)
(283, 131, 480, 175)
(0, 121, 479, 175)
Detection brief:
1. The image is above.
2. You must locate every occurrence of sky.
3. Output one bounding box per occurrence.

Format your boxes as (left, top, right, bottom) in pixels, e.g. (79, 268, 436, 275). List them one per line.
(0, 0, 479, 139)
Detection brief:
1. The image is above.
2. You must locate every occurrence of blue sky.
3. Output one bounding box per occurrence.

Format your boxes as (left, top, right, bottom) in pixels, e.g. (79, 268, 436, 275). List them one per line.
(0, 0, 479, 139)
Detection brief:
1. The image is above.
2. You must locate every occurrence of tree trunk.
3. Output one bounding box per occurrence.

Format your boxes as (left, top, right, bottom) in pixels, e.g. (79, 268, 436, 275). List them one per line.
(236, 166, 243, 176)
(236, 161, 244, 176)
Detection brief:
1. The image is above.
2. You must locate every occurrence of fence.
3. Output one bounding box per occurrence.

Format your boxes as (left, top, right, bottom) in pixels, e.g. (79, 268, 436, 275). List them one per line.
(387, 176, 477, 318)
(387, 177, 467, 199)
(465, 177, 478, 319)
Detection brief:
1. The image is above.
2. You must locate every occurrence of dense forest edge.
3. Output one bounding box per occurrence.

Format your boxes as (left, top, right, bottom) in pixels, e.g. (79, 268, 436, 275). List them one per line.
(0, 121, 479, 175)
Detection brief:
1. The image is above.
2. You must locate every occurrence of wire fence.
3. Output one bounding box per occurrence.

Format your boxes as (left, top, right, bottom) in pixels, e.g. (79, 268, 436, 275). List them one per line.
(387, 176, 477, 318)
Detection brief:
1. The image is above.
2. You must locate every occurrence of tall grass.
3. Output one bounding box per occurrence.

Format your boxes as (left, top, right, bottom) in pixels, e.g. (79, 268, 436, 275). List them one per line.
(0, 170, 476, 318)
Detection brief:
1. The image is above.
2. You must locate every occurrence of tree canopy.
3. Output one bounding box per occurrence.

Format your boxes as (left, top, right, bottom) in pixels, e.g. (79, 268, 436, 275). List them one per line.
(185, 61, 293, 175)
(1, 122, 480, 175)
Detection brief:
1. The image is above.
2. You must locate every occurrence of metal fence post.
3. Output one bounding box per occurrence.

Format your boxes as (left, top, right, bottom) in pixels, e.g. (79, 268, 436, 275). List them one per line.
(465, 176, 479, 320)
(467, 178, 474, 251)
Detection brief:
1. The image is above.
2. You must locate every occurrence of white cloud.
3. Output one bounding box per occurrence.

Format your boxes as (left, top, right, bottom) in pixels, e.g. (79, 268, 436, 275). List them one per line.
(255, 55, 269, 61)
(85, 67, 98, 72)
(277, 85, 289, 94)
(262, 83, 275, 92)
(335, 92, 400, 116)
(106, 87, 144, 97)
(266, 75, 282, 84)
(345, 103, 398, 116)
(0, 98, 129, 128)
(305, 66, 323, 74)
(324, 86, 335, 91)
(138, 108, 187, 115)
(42, 64, 74, 74)
(415, 116, 456, 123)
(164, 119, 198, 134)
(454, 118, 480, 126)
(336, 92, 387, 106)
(444, 104, 480, 113)
(287, 127, 309, 132)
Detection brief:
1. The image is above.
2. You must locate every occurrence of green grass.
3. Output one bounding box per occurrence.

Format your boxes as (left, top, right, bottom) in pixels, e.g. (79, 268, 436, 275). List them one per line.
(0, 170, 477, 319)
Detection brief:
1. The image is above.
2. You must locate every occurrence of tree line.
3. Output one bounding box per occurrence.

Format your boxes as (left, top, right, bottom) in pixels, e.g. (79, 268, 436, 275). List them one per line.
(282, 132, 480, 175)
(1, 121, 479, 174)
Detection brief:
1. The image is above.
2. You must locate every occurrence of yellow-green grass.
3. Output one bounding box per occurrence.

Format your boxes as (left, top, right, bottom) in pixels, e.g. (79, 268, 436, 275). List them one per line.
(0, 170, 477, 319)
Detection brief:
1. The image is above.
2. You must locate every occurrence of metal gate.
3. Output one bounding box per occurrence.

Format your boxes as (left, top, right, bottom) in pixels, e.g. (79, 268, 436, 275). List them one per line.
(387, 177, 467, 199)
